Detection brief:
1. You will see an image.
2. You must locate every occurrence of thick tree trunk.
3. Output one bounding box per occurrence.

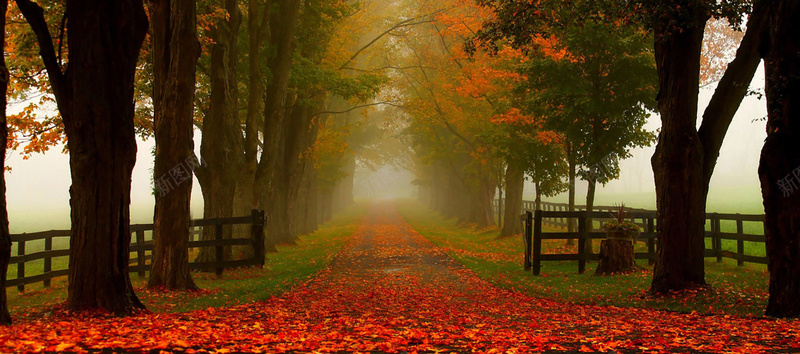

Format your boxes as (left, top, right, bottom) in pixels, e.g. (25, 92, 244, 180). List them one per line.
(0, 0, 11, 325)
(147, 0, 199, 290)
(16, 0, 148, 314)
(595, 239, 636, 275)
(500, 163, 524, 238)
(650, 4, 709, 294)
(61, 0, 148, 313)
(196, 0, 243, 264)
(760, 0, 800, 318)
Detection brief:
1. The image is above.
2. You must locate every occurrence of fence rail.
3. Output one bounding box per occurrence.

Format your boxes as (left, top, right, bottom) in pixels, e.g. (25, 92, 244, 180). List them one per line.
(515, 201, 767, 275)
(7, 210, 266, 292)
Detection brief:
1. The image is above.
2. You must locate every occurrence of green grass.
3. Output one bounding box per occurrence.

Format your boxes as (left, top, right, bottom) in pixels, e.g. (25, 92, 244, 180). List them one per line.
(398, 200, 770, 318)
(6, 203, 366, 316)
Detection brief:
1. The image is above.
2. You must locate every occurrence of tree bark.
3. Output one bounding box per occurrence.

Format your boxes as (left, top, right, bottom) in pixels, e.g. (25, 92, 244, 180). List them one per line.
(255, 0, 302, 248)
(584, 177, 597, 256)
(647, 0, 770, 295)
(230, 0, 271, 258)
(196, 0, 243, 264)
(760, 0, 800, 318)
(566, 141, 576, 245)
(147, 0, 199, 290)
(649, 3, 709, 294)
(16, 0, 149, 313)
(0, 0, 11, 325)
(499, 163, 524, 238)
(595, 239, 636, 275)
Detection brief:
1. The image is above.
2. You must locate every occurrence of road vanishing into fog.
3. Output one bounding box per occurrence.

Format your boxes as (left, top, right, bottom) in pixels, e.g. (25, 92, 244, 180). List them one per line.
(2, 201, 799, 353)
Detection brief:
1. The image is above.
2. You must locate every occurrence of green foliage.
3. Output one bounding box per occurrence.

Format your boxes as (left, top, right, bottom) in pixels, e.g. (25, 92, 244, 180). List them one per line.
(516, 14, 657, 185)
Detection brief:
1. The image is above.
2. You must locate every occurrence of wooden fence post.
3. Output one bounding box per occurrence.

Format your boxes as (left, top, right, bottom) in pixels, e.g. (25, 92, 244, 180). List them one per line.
(43, 236, 52, 288)
(532, 209, 543, 275)
(251, 209, 266, 267)
(136, 229, 146, 278)
(712, 213, 722, 263)
(17, 239, 25, 293)
(523, 211, 532, 271)
(736, 217, 745, 266)
(215, 223, 224, 277)
(647, 217, 656, 266)
(578, 212, 587, 274)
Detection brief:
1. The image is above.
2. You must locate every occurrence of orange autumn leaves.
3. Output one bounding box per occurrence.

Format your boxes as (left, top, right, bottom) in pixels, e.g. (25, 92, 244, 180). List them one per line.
(406, 0, 564, 157)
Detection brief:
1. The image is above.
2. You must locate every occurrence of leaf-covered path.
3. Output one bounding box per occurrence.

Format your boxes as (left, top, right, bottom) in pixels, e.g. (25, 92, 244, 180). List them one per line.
(2, 202, 800, 353)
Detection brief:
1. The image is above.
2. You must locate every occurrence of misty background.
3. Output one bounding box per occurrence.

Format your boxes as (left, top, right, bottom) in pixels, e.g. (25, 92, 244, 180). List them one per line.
(6, 65, 768, 234)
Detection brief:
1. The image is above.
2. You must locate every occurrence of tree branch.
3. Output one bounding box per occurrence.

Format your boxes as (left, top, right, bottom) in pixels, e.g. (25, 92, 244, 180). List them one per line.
(337, 17, 437, 70)
(314, 100, 403, 116)
(697, 0, 770, 185)
(15, 0, 68, 110)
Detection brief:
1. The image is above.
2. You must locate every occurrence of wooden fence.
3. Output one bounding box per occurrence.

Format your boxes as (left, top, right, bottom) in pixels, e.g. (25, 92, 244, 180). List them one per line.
(7, 209, 266, 292)
(518, 202, 767, 275)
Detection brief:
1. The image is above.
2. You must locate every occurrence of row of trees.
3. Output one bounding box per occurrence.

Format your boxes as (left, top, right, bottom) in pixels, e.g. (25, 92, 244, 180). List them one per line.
(468, 0, 800, 317)
(401, 0, 800, 317)
(0, 0, 404, 323)
(398, 0, 656, 248)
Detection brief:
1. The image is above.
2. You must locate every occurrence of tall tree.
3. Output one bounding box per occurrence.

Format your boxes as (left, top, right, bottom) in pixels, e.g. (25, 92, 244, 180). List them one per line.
(256, 0, 303, 248)
(147, 0, 200, 289)
(195, 0, 244, 262)
(474, 0, 768, 294)
(647, 0, 766, 293)
(0, 0, 11, 326)
(759, 0, 800, 318)
(16, 0, 148, 313)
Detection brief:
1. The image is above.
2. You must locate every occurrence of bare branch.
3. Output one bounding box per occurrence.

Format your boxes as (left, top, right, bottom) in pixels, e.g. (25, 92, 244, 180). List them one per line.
(15, 0, 68, 109)
(314, 100, 403, 116)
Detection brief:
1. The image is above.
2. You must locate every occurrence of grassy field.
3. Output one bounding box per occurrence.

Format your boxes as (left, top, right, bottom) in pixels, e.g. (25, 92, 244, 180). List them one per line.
(398, 200, 770, 318)
(5, 203, 366, 316)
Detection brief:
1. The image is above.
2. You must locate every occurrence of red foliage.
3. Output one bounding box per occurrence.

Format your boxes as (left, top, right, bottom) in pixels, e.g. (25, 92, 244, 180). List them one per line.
(1, 205, 799, 353)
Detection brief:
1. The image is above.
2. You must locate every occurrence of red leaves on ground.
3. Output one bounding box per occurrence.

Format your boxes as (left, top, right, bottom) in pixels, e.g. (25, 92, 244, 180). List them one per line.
(1, 202, 798, 353)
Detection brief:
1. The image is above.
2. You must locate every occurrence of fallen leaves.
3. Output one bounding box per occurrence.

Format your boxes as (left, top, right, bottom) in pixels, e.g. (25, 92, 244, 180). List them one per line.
(1, 202, 798, 353)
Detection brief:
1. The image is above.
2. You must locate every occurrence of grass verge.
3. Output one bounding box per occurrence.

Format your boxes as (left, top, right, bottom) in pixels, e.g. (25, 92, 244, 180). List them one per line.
(6, 203, 366, 316)
(398, 200, 770, 318)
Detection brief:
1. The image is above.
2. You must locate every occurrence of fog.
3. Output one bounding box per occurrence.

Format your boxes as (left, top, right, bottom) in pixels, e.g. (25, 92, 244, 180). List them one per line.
(5, 64, 769, 233)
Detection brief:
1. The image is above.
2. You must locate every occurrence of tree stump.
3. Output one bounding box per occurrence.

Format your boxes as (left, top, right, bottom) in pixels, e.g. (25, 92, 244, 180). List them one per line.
(595, 239, 636, 275)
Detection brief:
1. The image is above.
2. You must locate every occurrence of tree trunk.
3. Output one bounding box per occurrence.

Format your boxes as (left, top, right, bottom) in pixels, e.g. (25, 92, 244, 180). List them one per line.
(267, 102, 316, 245)
(196, 0, 243, 264)
(0, 0, 11, 325)
(566, 141, 576, 245)
(650, 4, 709, 294)
(534, 182, 542, 211)
(255, 0, 302, 248)
(147, 0, 199, 290)
(584, 177, 597, 256)
(230, 0, 270, 259)
(500, 163, 524, 238)
(595, 239, 636, 275)
(17, 0, 151, 313)
(16, 0, 148, 314)
(760, 0, 800, 318)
